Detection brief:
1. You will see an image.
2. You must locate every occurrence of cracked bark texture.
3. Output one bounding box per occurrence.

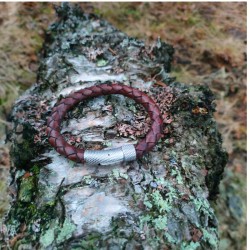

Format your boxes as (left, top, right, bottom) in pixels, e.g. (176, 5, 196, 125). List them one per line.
(1, 4, 227, 250)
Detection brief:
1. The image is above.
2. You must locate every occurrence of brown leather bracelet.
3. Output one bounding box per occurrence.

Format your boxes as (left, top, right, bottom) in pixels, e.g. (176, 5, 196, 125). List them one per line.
(47, 83, 163, 165)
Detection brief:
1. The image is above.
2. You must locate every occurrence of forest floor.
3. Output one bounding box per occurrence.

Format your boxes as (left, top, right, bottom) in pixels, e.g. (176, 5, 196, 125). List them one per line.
(0, 3, 246, 250)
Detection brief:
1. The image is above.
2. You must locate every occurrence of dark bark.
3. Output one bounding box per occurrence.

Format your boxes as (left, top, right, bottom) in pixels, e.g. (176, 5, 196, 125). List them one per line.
(0, 4, 227, 249)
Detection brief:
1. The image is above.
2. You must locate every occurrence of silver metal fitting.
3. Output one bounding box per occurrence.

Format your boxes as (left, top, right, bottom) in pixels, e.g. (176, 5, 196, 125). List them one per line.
(84, 144, 136, 166)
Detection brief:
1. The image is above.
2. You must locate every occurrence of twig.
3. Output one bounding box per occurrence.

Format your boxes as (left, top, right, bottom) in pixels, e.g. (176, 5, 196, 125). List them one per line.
(108, 47, 117, 55)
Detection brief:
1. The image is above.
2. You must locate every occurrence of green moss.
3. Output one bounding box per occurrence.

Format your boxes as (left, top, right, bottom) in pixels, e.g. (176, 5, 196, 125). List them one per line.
(6, 170, 40, 235)
(18, 176, 36, 202)
(30, 165, 41, 176)
(7, 203, 36, 235)
(11, 123, 43, 169)
(6, 165, 59, 241)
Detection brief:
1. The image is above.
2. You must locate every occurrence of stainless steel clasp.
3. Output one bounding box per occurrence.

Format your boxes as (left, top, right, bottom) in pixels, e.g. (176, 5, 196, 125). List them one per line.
(84, 144, 136, 166)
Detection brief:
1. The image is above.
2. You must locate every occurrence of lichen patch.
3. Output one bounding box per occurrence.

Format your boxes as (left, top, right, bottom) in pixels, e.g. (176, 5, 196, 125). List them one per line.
(63, 189, 130, 235)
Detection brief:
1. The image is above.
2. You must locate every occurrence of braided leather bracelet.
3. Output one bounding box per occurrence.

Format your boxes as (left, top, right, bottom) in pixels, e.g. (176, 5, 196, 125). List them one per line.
(47, 83, 163, 166)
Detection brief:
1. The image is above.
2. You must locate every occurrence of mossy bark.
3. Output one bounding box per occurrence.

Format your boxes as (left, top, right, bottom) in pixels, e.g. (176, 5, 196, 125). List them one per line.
(0, 4, 227, 250)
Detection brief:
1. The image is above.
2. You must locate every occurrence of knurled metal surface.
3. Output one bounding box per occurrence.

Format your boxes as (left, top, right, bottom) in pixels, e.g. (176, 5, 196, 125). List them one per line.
(47, 83, 163, 164)
(121, 144, 137, 162)
(84, 144, 137, 165)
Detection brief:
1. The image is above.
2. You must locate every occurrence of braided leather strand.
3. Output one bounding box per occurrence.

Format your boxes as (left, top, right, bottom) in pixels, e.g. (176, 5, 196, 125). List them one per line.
(47, 83, 163, 164)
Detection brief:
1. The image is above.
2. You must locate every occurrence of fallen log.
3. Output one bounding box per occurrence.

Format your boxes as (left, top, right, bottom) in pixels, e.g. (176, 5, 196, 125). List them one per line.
(1, 4, 227, 249)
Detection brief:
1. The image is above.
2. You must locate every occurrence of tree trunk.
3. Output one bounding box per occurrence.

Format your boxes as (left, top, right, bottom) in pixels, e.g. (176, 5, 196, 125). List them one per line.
(0, 4, 227, 250)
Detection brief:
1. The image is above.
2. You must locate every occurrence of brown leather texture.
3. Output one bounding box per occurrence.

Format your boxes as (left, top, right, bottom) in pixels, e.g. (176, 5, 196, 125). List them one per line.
(47, 83, 163, 163)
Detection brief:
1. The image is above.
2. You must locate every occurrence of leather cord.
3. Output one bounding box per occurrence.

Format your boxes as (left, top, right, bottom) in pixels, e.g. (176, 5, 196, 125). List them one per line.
(47, 83, 163, 164)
